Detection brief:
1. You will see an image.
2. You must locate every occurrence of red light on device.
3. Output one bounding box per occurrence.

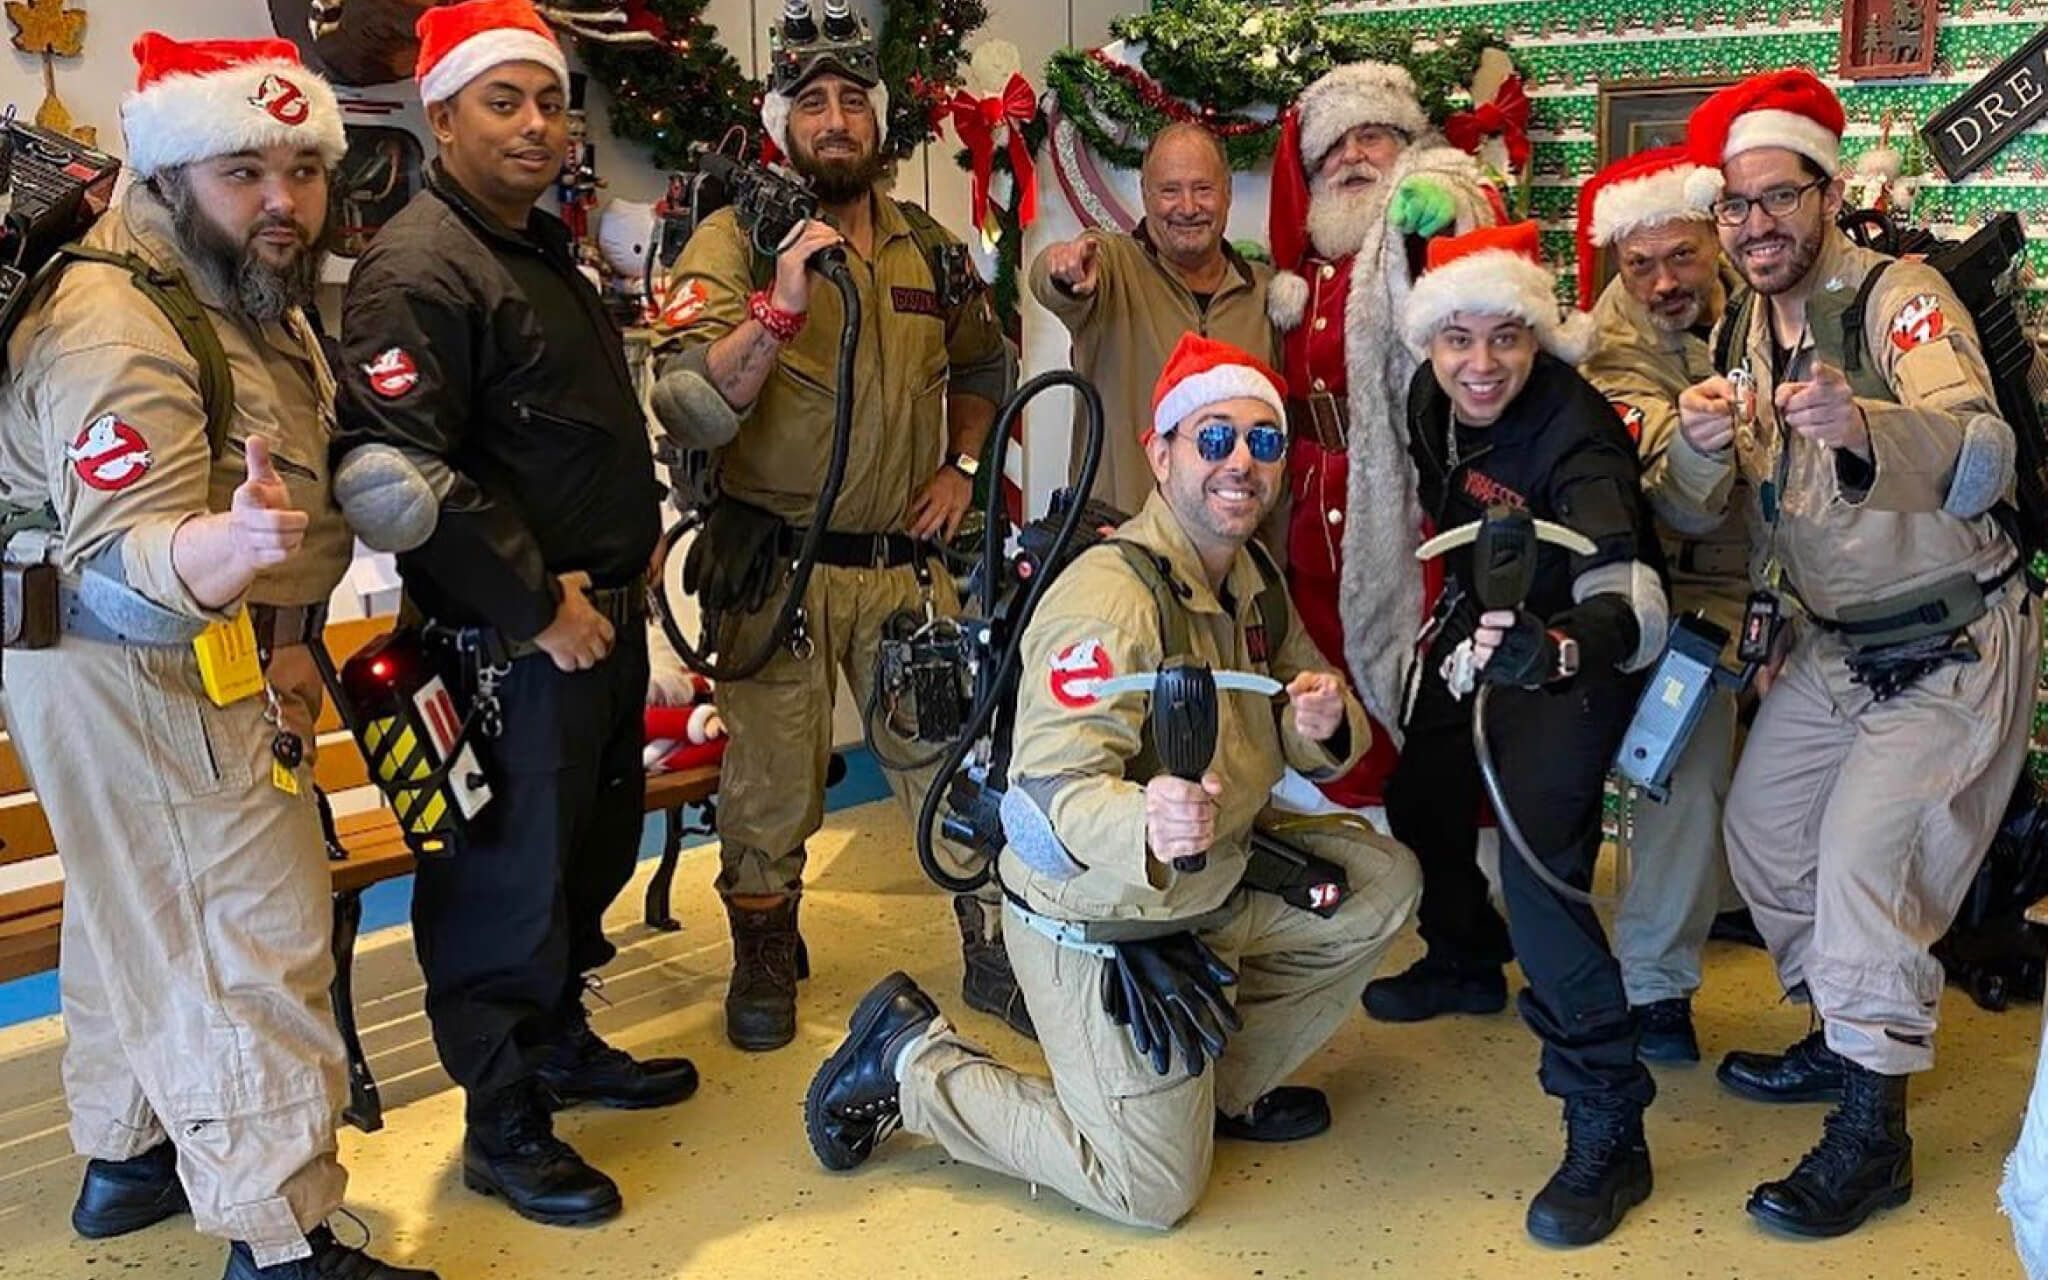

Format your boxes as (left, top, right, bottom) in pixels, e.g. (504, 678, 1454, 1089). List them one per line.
(371, 658, 392, 679)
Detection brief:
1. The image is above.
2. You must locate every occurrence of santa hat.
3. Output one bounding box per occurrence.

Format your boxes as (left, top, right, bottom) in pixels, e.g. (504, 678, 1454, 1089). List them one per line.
(1402, 221, 1594, 362)
(120, 33, 346, 180)
(415, 0, 569, 107)
(1683, 69, 1845, 206)
(1146, 333, 1289, 446)
(1574, 145, 1714, 309)
(1268, 62, 1430, 325)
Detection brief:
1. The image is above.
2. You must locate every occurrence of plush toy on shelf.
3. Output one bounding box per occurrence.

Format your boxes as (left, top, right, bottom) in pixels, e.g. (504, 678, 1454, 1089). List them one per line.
(645, 623, 725, 773)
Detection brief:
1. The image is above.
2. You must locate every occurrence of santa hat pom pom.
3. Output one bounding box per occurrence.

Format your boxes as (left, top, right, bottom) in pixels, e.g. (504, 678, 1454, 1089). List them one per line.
(1269, 271, 1309, 331)
(1683, 167, 1725, 208)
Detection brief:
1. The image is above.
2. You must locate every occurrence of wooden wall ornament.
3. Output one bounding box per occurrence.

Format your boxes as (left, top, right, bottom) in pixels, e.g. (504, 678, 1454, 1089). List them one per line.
(1840, 0, 1938, 82)
(5, 0, 94, 146)
(1922, 24, 2048, 180)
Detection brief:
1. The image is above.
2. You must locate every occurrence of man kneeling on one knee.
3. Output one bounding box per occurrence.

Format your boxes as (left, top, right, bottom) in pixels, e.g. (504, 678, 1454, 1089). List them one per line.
(802, 334, 1422, 1228)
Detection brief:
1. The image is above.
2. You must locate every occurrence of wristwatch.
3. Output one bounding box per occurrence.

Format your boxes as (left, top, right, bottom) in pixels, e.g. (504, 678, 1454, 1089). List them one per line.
(947, 452, 981, 479)
(1551, 631, 1580, 681)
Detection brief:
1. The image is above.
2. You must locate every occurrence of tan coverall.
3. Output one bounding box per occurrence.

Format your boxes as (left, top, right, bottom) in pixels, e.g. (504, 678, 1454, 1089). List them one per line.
(0, 183, 354, 1265)
(897, 493, 1421, 1228)
(1028, 224, 1278, 517)
(1582, 268, 1751, 1006)
(1660, 228, 2039, 1075)
(661, 196, 1009, 897)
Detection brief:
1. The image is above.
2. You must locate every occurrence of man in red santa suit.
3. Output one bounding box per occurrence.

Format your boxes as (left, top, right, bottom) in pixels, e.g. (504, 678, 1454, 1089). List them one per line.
(1265, 63, 1503, 810)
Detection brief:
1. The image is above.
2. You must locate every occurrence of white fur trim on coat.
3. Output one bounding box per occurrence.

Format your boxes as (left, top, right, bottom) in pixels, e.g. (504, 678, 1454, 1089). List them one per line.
(121, 61, 346, 179)
(1153, 365, 1287, 440)
(1590, 167, 1713, 248)
(1269, 270, 1309, 331)
(760, 82, 891, 156)
(418, 29, 568, 106)
(1402, 250, 1594, 363)
(1723, 108, 1840, 174)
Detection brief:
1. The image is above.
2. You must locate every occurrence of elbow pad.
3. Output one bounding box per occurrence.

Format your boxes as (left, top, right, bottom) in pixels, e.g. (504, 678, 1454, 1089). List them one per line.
(333, 442, 456, 553)
(650, 346, 742, 451)
(1943, 412, 2015, 519)
(1572, 559, 1668, 673)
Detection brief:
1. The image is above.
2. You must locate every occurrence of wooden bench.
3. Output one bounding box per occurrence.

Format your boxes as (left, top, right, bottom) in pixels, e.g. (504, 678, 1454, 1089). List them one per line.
(0, 615, 720, 1134)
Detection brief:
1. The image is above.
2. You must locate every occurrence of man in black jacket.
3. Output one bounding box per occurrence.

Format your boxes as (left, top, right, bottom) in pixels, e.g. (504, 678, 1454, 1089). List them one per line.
(333, 0, 696, 1227)
(1371, 224, 1669, 1246)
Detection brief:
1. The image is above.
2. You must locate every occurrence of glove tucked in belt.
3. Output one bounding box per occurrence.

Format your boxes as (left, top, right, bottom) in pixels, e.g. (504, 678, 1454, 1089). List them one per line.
(1098, 932, 1242, 1079)
(684, 497, 787, 615)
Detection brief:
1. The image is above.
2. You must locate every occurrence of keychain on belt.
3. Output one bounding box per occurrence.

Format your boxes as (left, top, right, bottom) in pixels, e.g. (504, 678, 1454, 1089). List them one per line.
(262, 683, 305, 795)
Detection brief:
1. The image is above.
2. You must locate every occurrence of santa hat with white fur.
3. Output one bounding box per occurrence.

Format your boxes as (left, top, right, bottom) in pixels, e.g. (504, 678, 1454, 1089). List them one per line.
(1146, 333, 1289, 446)
(1402, 220, 1594, 362)
(1574, 145, 1714, 309)
(120, 32, 346, 180)
(1682, 69, 1845, 207)
(414, 0, 569, 107)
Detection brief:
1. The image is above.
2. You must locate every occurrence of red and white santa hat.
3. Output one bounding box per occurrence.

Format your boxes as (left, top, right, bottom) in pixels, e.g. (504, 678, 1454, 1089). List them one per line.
(1683, 69, 1845, 206)
(119, 33, 346, 180)
(1574, 145, 1714, 309)
(1403, 220, 1594, 361)
(415, 0, 569, 107)
(1146, 332, 1289, 446)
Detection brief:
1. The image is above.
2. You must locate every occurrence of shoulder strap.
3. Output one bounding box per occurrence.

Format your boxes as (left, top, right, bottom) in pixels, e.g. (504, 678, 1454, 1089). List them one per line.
(1245, 537, 1291, 663)
(1110, 538, 1192, 660)
(896, 199, 948, 281)
(1711, 287, 1753, 376)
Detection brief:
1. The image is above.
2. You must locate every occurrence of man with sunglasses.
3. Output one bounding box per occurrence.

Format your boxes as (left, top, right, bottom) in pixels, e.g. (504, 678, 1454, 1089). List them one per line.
(801, 333, 1420, 1227)
(1666, 70, 2035, 1238)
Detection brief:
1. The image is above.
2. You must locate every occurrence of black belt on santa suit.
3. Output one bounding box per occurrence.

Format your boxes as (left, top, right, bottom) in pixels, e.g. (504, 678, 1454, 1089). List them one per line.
(1286, 393, 1349, 452)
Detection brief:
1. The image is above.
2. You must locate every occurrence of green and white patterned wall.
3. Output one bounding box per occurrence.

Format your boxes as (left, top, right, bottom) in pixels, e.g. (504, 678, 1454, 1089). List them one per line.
(1336, 0, 2048, 306)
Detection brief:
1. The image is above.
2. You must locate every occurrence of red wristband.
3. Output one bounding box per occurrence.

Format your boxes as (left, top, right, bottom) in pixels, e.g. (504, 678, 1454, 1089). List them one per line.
(748, 290, 806, 344)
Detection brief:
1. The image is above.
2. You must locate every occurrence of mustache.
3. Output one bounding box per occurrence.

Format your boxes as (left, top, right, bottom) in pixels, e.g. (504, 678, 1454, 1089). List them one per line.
(247, 214, 309, 247)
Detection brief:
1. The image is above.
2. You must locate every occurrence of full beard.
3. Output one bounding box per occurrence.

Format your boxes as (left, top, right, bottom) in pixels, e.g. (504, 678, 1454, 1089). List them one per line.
(166, 179, 325, 323)
(1305, 168, 1393, 260)
(795, 142, 886, 204)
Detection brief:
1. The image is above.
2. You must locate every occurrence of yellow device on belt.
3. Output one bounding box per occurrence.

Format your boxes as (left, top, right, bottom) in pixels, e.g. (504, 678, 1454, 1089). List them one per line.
(193, 611, 265, 706)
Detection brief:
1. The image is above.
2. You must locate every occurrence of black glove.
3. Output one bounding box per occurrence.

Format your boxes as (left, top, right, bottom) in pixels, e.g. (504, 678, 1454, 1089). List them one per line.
(1097, 932, 1242, 1078)
(682, 497, 787, 615)
(1480, 608, 1561, 689)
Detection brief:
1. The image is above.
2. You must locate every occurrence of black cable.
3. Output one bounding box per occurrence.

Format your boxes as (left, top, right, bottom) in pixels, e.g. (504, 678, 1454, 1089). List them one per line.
(1471, 684, 1608, 907)
(915, 370, 1106, 894)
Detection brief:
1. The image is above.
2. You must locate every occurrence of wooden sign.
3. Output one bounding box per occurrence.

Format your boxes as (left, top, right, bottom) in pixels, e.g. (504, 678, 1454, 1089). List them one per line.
(1922, 24, 2048, 180)
(1840, 0, 1937, 82)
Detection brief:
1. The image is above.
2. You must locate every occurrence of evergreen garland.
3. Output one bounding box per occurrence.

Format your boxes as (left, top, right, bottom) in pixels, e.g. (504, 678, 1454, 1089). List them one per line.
(577, 0, 758, 171)
(877, 0, 988, 160)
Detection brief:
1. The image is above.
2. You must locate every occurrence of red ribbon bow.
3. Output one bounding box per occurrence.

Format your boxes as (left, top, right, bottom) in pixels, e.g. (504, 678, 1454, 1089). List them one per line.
(948, 73, 1039, 233)
(1445, 76, 1532, 172)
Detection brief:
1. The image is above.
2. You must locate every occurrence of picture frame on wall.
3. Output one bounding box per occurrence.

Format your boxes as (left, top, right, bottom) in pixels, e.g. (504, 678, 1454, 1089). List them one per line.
(1590, 77, 1733, 299)
(1840, 0, 1939, 82)
(335, 124, 425, 259)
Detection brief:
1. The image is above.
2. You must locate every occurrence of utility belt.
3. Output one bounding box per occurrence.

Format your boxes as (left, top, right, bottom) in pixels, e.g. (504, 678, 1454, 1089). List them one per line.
(1286, 391, 1349, 453)
(780, 526, 930, 570)
(1801, 561, 2020, 703)
(415, 575, 647, 667)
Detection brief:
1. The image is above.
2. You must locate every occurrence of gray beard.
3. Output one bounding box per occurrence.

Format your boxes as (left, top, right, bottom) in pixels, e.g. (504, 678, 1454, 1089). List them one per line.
(1306, 178, 1392, 260)
(166, 180, 321, 324)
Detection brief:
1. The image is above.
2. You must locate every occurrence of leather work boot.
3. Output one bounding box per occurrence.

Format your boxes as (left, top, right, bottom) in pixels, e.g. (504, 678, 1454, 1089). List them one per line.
(1717, 1026, 1847, 1104)
(1215, 1086, 1331, 1143)
(1525, 1095, 1653, 1247)
(461, 1080, 622, 1226)
(1747, 1063, 1913, 1238)
(955, 895, 1036, 1040)
(537, 990, 699, 1110)
(1362, 954, 1508, 1023)
(804, 971, 938, 1172)
(221, 1224, 438, 1278)
(72, 1139, 189, 1239)
(724, 894, 809, 1052)
(1634, 997, 1701, 1065)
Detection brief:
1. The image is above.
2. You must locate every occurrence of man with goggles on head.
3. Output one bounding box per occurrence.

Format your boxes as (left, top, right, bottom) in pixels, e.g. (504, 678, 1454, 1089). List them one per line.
(801, 333, 1420, 1229)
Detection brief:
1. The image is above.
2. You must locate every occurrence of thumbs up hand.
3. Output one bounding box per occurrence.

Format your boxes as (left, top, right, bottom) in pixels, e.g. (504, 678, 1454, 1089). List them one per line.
(1776, 361, 1868, 457)
(229, 434, 310, 572)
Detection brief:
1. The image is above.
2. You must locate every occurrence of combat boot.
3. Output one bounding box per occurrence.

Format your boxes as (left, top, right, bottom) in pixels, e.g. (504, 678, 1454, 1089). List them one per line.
(955, 895, 1035, 1040)
(1525, 1095, 1653, 1246)
(461, 1080, 622, 1226)
(1717, 1026, 1846, 1103)
(537, 985, 699, 1109)
(804, 971, 938, 1171)
(72, 1139, 188, 1239)
(1634, 997, 1701, 1064)
(1361, 953, 1507, 1022)
(1747, 1063, 1912, 1237)
(221, 1224, 438, 1278)
(724, 894, 809, 1051)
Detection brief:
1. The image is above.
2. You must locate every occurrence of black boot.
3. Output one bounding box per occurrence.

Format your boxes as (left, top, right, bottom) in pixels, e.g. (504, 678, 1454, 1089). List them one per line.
(73, 1139, 189, 1239)
(221, 1224, 438, 1278)
(804, 971, 938, 1172)
(1634, 997, 1701, 1065)
(724, 894, 809, 1052)
(1717, 1026, 1846, 1103)
(461, 1081, 622, 1226)
(536, 991, 699, 1110)
(1361, 954, 1507, 1023)
(1747, 1064, 1912, 1237)
(1708, 906, 1767, 949)
(1216, 1086, 1331, 1143)
(1525, 1096, 1653, 1247)
(955, 895, 1036, 1040)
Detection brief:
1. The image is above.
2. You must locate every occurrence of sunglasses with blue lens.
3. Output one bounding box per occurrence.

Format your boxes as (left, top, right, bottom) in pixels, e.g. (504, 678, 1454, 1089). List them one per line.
(1192, 421, 1287, 464)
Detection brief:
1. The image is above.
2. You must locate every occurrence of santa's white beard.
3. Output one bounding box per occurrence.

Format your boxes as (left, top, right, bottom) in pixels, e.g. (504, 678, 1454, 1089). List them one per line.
(1306, 168, 1392, 260)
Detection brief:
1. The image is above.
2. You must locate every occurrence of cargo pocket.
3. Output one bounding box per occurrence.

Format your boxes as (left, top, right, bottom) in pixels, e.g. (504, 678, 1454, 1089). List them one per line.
(133, 647, 257, 800)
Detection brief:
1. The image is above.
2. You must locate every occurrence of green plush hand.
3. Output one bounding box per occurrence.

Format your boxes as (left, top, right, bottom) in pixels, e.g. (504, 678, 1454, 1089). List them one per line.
(1389, 175, 1458, 237)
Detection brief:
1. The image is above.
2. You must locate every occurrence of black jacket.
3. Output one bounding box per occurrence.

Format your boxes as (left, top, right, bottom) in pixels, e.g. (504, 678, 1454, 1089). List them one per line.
(1407, 352, 1663, 677)
(334, 163, 660, 641)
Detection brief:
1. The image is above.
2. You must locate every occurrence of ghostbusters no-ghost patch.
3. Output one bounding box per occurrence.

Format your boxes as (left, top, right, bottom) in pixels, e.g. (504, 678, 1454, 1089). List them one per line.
(1048, 638, 1114, 708)
(248, 73, 311, 127)
(659, 279, 710, 331)
(67, 413, 153, 492)
(1890, 293, 1948, 353)
(1612, 401, 1646, 442)
(363, 347, 419, 399)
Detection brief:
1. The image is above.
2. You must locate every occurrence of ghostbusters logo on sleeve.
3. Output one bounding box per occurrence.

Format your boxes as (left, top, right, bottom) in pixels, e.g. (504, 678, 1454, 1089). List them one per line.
(67, 414, 154, 492)
(1611, 401, 1646, 442)
(658, 279, 710, 331)
(248, 74, 310, 126)
(1048, 638, 1115, 708)
(1890, 293, 1948, 353)
(363, 347, 420, 399)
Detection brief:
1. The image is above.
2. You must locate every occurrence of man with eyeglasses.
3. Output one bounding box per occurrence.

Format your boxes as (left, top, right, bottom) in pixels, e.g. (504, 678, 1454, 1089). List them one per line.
(1576, 147, 1753, 1066)
(1665, 70, 2036, 1239)
(801, 333, 1420, 1228)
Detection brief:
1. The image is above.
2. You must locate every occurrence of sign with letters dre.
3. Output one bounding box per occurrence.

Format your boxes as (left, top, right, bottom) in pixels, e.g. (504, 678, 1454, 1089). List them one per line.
(1922, 25, 2048, 180)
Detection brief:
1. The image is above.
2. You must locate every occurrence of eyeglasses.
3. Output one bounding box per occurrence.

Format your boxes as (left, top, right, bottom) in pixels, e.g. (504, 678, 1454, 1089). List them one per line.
(1188, 421, 1287, 464)
(1710, 176, 1829, 227)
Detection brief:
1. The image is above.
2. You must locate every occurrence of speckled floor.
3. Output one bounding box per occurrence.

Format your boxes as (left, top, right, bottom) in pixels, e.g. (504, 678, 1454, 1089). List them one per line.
(0, 799, 2035, 1279)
